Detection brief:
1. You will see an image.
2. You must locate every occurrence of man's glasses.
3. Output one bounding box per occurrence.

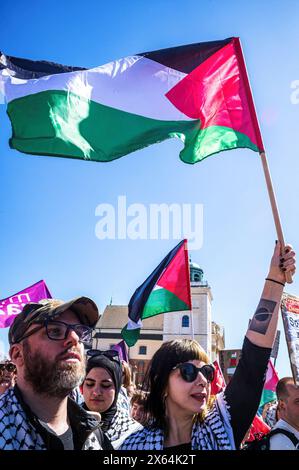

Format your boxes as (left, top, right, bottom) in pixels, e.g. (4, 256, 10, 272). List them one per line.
(87, 349, 120, 363)
(0, 363, 16, 373)
(45, 321, 92, 344)
(18, 320, 92, 345)
(172, 363, 215, 383)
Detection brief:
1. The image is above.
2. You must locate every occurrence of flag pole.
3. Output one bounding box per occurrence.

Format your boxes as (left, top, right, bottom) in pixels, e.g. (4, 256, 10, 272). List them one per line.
(187, 246, 194, 340)
(190, 309, 195, 340)
(259, 151, 292, 284)
(236, 39, 292, 283)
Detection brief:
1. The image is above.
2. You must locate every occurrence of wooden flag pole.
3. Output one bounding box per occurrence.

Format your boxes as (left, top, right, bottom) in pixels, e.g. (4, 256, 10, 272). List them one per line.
(260, 151, 292, 284)
(190, 309, 195, 340)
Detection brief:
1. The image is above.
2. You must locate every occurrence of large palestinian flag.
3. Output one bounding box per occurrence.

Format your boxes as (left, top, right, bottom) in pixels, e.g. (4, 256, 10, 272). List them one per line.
(0, 37, 263, 163)
(121, 239, 191, 347)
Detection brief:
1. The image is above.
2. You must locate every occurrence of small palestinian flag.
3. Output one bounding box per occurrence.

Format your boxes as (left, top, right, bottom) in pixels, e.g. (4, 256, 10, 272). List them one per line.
(121, 239, 191, 347)
(259, 360, 279, 410)
(210, 360, 226, 395)
(0, 37, 263, 163)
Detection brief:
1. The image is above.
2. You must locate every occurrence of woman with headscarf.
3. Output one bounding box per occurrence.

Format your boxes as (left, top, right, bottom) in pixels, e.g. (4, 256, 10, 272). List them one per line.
(82, 350, 142, 449)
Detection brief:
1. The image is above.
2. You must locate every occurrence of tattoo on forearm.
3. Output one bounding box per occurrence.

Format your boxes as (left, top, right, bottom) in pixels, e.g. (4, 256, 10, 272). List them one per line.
(249, 299, 277, 335)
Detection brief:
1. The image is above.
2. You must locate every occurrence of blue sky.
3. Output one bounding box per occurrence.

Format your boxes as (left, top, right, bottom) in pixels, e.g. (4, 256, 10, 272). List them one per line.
(1, 0, 299, 378)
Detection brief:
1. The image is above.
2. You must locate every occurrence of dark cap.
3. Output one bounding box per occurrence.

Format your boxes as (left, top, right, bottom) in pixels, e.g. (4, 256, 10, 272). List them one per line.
(9, 297, 99, 345)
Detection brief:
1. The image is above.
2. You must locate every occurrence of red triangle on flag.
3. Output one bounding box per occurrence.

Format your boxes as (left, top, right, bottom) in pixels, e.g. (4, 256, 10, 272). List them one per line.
(157, 239, 192, 308)
(166, 39, 263, 150)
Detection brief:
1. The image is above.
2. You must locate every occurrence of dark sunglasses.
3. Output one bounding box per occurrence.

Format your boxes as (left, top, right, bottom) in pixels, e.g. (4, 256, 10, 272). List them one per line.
(173, 363, 215, 383)
(87, 349, 120, 363)
(0, 363, 17, 373)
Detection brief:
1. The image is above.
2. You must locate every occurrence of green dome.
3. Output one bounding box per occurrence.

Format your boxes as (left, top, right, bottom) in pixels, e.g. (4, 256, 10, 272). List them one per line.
(189, 260, 204, 282)
(190, 261, 201, 269)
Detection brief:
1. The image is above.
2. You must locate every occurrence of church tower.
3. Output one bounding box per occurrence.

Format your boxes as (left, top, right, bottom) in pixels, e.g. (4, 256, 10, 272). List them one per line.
(163, 260, 213, 357)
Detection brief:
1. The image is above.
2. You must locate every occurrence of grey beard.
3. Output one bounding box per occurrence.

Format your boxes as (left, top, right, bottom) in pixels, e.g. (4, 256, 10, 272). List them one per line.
(23, 342, 86, 398)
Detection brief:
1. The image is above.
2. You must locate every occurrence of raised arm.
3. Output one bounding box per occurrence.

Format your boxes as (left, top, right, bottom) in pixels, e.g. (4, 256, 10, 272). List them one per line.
(224, 241, 296, 449)
(246, 241, 296, 348)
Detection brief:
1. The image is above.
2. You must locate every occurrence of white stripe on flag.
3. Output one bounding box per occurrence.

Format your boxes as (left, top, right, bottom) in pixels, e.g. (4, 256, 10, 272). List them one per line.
(127, 319, 143, 331)
(3, 56, 192, 121)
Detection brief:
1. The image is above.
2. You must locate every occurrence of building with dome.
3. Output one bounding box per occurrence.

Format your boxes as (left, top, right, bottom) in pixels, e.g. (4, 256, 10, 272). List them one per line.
(93, 260, 225, 385)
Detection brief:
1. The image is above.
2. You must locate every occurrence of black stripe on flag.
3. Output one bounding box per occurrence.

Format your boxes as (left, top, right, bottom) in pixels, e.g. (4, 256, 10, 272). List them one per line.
(0, 52, 85, 79)
(139, 37, 233, 74)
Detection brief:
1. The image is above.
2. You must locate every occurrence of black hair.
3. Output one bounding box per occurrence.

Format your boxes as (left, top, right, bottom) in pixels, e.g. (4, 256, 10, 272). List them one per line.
(143, 339, 209, 431)
(276, 377, 294, 400)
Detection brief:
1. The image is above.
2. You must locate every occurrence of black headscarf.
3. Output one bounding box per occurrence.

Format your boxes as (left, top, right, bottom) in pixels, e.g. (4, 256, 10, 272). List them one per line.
(83, 355, 122, 432)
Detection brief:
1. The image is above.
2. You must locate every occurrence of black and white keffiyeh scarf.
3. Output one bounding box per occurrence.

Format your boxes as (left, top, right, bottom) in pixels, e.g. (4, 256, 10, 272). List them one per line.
(0, 387, 104, 450)
(105, 404, 142, 449)
(120, 392, 235, 450)
(0, 388, 46, 450)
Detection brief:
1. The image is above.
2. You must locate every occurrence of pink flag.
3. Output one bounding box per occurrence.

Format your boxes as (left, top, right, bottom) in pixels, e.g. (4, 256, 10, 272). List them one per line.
(265, 360, 279, 392)
(111, 340, 129, 362)
(0, 280, 52, 328)
(210, 360, 226, 395)
(259, 360, 279, 409)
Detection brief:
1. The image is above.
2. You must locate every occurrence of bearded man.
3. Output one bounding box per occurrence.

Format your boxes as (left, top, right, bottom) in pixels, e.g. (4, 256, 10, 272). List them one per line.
(0, 297, 112, 450)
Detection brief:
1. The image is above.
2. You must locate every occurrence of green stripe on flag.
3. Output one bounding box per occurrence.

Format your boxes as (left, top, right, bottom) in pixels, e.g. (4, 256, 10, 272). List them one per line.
(259, 389, 277, 410)
(178, 125, 260, 164)
(142, 287, 190, 319)
(8, 90, 200, 161)
(8, 90, 260, 163)
(121, 325, 140, 348)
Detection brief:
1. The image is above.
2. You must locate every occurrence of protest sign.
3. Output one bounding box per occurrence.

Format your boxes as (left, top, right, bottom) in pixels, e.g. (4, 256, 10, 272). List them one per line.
(281, 293, 299, 385)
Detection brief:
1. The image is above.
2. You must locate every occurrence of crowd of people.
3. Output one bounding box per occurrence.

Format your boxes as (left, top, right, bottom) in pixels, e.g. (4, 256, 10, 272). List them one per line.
(0, 241, 298, 451)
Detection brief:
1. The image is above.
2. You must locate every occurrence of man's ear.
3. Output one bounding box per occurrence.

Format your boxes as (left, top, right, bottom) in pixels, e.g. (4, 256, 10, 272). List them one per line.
(278, 398, 286, 412)
(9, 344, 25, 366)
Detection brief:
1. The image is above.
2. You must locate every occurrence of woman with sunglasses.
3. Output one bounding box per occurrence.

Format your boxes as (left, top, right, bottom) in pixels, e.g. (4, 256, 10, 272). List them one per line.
(82, 350, 142, 449)
(120, 241, 296, 450)
(0, 361, 17, 396)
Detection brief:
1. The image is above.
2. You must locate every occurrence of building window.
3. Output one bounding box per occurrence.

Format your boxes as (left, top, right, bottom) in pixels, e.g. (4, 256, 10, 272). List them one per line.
(182, 315, 189, 328)
(194, 273, 200, 282)
(139, 346, 147, 355)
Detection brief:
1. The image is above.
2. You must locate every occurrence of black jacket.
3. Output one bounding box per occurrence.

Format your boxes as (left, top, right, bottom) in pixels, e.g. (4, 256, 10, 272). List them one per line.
(4, 385, 113, 450)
